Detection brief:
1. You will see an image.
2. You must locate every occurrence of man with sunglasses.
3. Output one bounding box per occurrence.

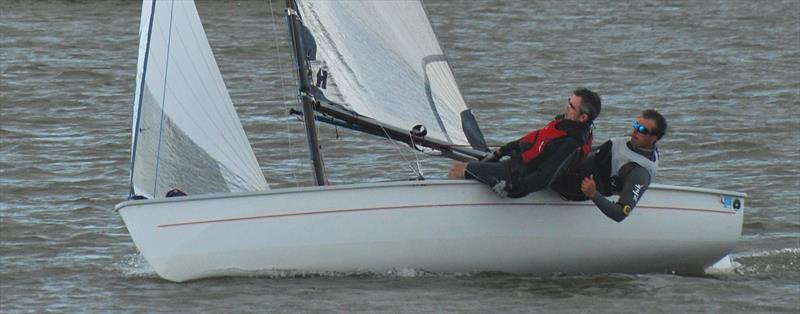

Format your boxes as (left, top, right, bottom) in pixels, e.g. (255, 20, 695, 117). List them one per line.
(551, 109, 667, 222)
(448, 88, 601, 198)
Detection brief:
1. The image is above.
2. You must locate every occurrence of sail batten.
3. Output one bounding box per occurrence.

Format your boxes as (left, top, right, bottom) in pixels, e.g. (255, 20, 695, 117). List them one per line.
(130, 0, 268, 199)
(295, 0, 484, 148)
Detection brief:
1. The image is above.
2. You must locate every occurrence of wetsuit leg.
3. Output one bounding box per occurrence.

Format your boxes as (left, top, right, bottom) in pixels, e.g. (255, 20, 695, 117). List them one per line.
(464, 161, 512, 186)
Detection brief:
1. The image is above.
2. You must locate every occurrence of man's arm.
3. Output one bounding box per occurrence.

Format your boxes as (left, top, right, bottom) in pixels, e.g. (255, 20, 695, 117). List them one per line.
(482, 139, 520, 162)
(497, 139, 520, 157)
(583, 164, 651, 222)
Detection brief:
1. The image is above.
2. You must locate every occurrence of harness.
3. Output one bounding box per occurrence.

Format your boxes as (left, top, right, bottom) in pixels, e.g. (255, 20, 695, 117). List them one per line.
(609, 137, 658, 180)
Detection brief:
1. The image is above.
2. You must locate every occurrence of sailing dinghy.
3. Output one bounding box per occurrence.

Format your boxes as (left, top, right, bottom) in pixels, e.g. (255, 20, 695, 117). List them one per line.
(115, 0, 746, 282)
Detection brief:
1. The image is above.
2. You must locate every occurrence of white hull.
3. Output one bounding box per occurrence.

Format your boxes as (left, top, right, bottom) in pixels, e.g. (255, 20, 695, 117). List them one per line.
(116, 180, 745, 282)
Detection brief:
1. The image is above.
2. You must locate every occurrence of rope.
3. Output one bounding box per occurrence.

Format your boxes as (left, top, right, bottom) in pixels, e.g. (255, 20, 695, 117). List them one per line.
(364, 114, 425, 179)
(269, 0, 301, 187)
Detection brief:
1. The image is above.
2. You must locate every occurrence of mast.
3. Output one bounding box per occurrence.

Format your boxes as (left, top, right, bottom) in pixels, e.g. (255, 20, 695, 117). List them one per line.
(286, 0, 326, 186)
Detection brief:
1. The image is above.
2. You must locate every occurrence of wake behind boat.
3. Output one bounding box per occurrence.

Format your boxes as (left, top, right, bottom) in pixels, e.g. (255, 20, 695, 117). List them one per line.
(116, 0, 746, 282)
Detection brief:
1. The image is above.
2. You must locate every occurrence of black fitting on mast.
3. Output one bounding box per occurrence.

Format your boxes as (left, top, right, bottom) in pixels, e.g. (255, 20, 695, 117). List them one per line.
(286, 0, 326, 186)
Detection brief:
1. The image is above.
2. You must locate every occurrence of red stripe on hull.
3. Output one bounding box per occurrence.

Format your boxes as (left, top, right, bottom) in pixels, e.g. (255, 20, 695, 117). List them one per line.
(156, 202, 735, 228)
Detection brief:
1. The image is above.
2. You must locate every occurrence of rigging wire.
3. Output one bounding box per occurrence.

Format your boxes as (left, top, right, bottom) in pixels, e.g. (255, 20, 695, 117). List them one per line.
(358, 108, 425, 180)
(268, 0, 301, 187)
(409, 134, 425, 179)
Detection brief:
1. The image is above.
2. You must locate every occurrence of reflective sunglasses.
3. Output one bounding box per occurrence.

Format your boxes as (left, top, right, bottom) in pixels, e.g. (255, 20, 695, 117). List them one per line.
(633, 120, 654, 135)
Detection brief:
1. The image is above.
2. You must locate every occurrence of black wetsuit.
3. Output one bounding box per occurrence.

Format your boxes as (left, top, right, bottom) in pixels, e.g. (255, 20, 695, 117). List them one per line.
(551, 140, 655, 222)
(465, 118, 590, 198)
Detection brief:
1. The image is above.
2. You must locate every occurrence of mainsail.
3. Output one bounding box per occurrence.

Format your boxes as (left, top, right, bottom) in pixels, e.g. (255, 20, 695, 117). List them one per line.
(294, 0, 486, 150)
(129, 0, 268, 199)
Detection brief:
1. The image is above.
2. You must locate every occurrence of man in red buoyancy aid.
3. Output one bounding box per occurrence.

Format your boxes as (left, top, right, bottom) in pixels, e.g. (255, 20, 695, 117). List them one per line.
(449, 88, 602, 198)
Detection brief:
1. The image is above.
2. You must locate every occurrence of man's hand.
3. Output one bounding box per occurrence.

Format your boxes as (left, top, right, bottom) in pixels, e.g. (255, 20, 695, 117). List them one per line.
(581, 175, 597, 198)
(481, 149, 501, 162)
(492, 180, 509, 198)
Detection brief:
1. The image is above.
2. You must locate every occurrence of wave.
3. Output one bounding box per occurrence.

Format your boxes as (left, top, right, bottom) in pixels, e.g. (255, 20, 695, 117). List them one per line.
(118, 253, 158, 279)
(54, 70, 109, 80)
(738, 247, 800, 258)
(730, 248, 800, 276)
(115, 249, 798, 283)
(115, 252, 529, 282)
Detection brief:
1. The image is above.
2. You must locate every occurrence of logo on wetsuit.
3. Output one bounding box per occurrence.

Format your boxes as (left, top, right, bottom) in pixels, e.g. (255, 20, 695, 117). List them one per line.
(632, 184, 643, 202)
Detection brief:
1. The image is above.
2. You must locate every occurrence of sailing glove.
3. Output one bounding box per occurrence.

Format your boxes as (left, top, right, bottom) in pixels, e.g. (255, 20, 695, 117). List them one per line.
(492, 180, 509, 198)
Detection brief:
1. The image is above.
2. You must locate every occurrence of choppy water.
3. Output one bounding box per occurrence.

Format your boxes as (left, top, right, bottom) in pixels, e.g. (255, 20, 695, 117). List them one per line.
(1, 0, 799, 312)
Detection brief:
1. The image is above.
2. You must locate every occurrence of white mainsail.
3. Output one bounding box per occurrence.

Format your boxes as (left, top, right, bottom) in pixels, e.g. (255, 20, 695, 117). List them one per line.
(129, 0, 268, 199)
(296, 0, 477, 146)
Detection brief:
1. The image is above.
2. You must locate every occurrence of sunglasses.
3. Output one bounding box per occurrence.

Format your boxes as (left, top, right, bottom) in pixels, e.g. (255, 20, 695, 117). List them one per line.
(633, 120, 655, 135)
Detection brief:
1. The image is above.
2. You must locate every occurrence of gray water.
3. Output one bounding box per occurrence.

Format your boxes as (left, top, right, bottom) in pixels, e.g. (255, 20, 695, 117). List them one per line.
(1, 0, 799, 312)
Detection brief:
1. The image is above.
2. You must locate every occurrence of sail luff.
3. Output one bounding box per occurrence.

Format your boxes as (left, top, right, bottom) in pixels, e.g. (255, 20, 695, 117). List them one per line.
(129, 0, 157, 198)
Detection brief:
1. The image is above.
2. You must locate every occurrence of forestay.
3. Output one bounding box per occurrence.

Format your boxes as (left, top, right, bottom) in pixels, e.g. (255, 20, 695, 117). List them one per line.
(129, 0, 268, 199)
(296, 0, 481, 147)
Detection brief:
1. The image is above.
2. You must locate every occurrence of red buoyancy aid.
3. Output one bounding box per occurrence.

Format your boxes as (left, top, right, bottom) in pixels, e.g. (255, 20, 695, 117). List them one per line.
(518, 119, 593, 164)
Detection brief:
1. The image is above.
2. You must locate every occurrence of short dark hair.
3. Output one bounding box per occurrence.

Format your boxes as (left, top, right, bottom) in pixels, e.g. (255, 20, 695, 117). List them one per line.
(574, 88, 601, 123)
(642, 109, 667, 139)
